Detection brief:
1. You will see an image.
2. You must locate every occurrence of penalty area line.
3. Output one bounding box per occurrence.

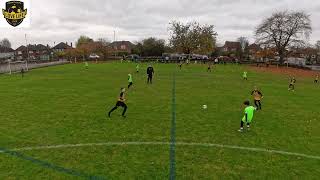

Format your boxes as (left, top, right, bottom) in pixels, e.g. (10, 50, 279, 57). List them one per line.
(0, 141, 319, 160)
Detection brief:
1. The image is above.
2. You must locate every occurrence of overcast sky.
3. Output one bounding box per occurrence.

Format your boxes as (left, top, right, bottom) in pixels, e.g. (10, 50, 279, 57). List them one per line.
(1, 0, 320, 49)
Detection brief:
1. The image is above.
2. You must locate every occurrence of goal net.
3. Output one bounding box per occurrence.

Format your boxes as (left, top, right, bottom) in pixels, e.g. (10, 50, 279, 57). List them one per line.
(7, 61, 28, 74)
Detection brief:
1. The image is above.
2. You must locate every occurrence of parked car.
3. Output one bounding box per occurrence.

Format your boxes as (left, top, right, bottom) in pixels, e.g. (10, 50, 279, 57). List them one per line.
(126, 54, 140, 61)
(89, 54, 100, 59)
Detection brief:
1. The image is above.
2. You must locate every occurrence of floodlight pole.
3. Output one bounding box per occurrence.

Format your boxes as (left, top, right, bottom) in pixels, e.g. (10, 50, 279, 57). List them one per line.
(25, 34, 29, 71)
(114, 30, 116, 60)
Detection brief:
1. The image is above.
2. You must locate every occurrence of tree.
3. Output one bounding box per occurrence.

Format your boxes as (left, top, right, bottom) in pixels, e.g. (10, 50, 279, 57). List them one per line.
(237, 37, 249, 60)
(314, 41, 320, 63)
(142, 37, 165, 56)
(65, 48, 78, 61)
(132, 38, 166, 56)
(315, 41, 320, 51)
(169, 21, 217, 55)
(0, 38, 12, 48)
(54, 51, 66, 60)
(76, 35, 93, 48)
(164, 45, 174, 54)
(97, 38, 110, 46)
(255, 11, 312, 64)
(131, 42, 143, 55)
(238, 37, 249, 52)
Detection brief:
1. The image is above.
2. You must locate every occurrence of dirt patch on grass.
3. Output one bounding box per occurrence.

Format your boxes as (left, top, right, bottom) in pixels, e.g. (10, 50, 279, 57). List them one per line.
(248, 65, 319, 78)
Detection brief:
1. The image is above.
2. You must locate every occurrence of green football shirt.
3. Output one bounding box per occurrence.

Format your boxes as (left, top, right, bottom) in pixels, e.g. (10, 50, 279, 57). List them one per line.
(128, 74, 133, 83)
(243, 72, 247, 77)
(242, 106, 255, 123)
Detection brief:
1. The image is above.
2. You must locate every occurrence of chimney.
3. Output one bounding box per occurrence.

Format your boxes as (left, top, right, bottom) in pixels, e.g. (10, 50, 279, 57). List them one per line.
(70, 42, 73, 47)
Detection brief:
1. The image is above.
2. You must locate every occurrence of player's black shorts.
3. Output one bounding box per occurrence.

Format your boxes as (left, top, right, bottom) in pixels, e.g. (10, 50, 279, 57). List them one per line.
(128, 82, 133, 86)
(116, 101, 126, 107)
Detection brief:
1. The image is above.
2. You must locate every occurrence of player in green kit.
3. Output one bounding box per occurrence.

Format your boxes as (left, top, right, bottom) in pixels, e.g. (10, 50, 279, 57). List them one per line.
(128, 74, 133, 89)
(136, 64, 139, 73)
(243, 71, 248, 80)
(238, 100, 256, 132)
(84, 62, 89, 69)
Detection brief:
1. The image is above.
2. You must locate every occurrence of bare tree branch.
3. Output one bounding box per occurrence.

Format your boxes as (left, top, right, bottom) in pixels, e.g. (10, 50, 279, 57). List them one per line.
(255, 10, 312, 64)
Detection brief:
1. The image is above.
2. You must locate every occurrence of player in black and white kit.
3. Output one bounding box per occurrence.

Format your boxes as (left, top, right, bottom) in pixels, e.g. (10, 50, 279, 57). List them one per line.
(108, 88, 128, 118)
(288, 77, 296, 91)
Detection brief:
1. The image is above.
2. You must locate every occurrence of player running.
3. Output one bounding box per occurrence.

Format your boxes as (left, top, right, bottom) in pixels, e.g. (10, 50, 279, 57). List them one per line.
(186, 58, 190, 65)
(136, 64, 140, 73)
(314, 75, 319, 83)
(21, 68, 25, 78)
(128, 74, 133, 89)
(251, 86, 263, 110)
(108, 88, 128, 118)
(84, 62, 89, 69)
(179, 62, 183, 70)
(288, 77, 296, 91)
(238, 100, 256, 132)
(207, 63, 212, 72)
(147, 65, 154, 84)
(243, 71, 248, 80)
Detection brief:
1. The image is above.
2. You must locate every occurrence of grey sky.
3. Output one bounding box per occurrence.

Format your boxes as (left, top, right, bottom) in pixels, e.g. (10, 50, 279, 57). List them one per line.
(1, 0, 320, 49)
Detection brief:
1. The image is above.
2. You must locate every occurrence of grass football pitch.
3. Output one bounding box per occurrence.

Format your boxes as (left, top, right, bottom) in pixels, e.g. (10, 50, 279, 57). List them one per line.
(0, 62, 319, 179)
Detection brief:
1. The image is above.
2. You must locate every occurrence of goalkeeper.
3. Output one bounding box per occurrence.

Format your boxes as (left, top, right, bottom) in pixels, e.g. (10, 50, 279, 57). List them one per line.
(238, 100, 256, 132)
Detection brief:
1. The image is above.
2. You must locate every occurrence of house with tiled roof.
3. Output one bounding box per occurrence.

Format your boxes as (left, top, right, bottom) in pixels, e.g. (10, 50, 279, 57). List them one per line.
(52, 42, 73, 52)
(15, 44, 52, 61)
(222, 41, 241, 52)
(109, 41, 134, 55)
(248, 44, 262, 54)
(248, 43, 262, 60)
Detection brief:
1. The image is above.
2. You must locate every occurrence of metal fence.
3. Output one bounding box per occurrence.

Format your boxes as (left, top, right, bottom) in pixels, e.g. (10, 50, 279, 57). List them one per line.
(0, 60, 70, 74)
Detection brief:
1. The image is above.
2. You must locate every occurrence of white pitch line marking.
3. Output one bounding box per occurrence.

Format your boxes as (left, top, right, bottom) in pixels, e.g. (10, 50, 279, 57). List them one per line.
(1, 141, 319, 160)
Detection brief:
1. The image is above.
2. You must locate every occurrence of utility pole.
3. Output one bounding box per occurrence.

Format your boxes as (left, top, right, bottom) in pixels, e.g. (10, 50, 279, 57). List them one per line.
(25, 34, 29, 71)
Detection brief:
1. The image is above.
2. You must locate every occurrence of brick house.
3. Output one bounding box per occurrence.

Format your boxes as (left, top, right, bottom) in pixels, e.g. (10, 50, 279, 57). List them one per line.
(15, 44, 52, 61)
(219, 41, 242, 59)
(248, 44, 262, 54)
(109, 41, 134, 55)
(76, 41, 113, 60)
(291, 48, 317, 59)
(248, 43, 262, 60)
(15, 45, 27, 61)
(289, 47, 318, 64)
(222, 41, 241, 52)
(52, 42, 73, 52)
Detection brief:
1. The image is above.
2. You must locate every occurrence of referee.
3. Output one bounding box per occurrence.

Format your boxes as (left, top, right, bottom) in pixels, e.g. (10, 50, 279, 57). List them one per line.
(147, 65, 154, 84)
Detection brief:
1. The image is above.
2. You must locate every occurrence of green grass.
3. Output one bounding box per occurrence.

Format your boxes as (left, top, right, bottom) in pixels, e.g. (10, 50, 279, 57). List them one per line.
(0, 62, 319, 179)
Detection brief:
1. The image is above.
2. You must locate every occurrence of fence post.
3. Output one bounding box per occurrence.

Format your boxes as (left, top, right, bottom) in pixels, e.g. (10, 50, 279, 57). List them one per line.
(8, 61, 11, 74)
